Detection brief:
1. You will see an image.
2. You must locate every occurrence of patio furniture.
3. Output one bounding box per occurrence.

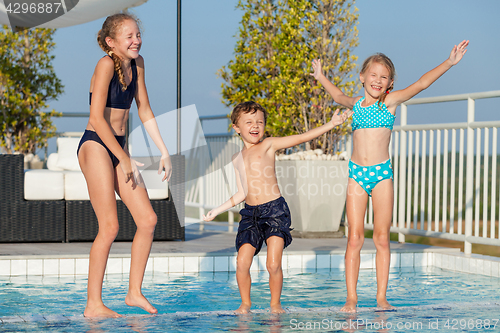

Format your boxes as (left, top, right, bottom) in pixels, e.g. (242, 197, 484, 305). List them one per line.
(0, 153, 184, 242)
(0, 154, 65, 242)
(66, 155, 185, 242)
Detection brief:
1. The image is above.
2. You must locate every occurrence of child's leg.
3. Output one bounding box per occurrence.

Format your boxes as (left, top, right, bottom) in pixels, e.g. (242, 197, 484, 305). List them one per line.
(114, 169, 158, 314)
(235, 244, 256, 314)
(266, 236, 285, 313)
(371, 179, 394, 309)
(341, 178, 369, 313)
(79, 142, 121, 318)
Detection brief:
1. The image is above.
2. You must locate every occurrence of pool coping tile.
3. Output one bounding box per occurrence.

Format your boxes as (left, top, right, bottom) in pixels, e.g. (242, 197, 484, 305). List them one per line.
(316, 254, 330, 269)
(27, 259, 43, 276)
(59, 259, 75, 275)
(169, 256, 183, 273)
(200, 256, 214, 272)
(184, 256, 199, 273)
(154, 257, 169, 273)
(214, 256, 229, 272)
(0, 242, 497, 277)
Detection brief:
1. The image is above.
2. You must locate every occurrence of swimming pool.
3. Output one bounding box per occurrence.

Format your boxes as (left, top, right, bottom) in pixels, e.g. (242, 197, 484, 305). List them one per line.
(1, 267, 499, 332)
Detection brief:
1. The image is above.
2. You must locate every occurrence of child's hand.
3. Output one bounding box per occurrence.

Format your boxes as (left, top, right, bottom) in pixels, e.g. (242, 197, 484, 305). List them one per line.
(310, 59, 323, 80)
(159, 154, 172, 182)
(203, 209, 217, 222)
(330, 109, 353, 127)
(448, 40, 469, 66)
(131, 158, 145, 187)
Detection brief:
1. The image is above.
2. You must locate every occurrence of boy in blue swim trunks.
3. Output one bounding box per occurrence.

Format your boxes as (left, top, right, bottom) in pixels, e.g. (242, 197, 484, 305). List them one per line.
(203, 101, 350, 314)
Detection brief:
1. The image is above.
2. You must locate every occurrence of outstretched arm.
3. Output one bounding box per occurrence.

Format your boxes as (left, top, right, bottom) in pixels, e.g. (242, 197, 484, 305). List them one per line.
(311, 59, 359, 109)
(203, 158, 246, 221)
(270, 109, 352, 152)
(387, 40, 469, 108)
(135, 56, 172, 182)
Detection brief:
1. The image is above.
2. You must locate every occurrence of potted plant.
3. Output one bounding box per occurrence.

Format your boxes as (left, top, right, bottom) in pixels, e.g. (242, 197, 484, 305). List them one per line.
(0, 28, 63, 166)
(219, 0, 359, 235)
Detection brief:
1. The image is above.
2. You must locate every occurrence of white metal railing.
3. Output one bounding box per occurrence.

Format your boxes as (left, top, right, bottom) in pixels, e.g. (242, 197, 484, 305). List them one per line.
(185, 113, 351, 231)
(185, 133, 243, 232)
(184, 115, 243, 231)
(185, 92, 500, 249)
(363, 90, 500, 255)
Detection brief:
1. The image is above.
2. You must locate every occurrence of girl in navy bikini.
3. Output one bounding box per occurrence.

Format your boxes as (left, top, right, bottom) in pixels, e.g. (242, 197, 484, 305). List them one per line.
(311, 40, 468, 313)
(77, 13, 172, 318)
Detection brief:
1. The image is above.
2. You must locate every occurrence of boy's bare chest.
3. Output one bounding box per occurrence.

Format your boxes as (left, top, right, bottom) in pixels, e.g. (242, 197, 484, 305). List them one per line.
(242, 149, 275, 176)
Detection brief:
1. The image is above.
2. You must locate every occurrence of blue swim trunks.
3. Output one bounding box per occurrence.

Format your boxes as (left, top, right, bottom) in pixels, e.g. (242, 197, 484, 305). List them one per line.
(348, 159, 393, 196)
(236, 196, 293, 256)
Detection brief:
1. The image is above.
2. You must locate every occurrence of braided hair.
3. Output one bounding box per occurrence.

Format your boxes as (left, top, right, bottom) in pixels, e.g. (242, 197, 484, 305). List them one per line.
(97, 13, 140, 92)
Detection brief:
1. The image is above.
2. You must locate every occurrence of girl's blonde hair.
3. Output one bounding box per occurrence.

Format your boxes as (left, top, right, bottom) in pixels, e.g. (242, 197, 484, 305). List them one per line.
(97, 13, 140, 92)
(360, 53, 396, 106)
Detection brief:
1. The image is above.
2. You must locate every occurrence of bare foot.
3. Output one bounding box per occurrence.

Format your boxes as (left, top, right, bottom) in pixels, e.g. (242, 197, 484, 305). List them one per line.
(125, 292, 158, 314)
(340, 298, 357, 313)
(234, 302, 251, 314)
(270, 303, 286, 314)
(84, 303, 122, 318)
(376, 299, 395, 311)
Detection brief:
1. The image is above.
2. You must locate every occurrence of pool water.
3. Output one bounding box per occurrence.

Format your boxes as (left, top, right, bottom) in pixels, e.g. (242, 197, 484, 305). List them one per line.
(1, 267, 499, 332)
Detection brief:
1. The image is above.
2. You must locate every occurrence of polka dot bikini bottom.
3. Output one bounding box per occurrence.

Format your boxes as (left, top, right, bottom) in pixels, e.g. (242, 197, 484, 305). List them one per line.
(348, 159, 393, 197)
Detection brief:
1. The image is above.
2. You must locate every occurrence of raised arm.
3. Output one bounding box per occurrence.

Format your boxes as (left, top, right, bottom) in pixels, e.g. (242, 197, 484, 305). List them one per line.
(134, 56, 172, 181)
(269, 109, 352, 152)
(311, 59, 359, 109)
(386, 40, 469, 109)
(203, 154, 247, 221)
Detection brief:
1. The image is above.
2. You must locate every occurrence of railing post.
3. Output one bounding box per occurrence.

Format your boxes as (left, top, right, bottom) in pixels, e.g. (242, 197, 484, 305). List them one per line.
(464, 98, 475, 255)
(228, 211, 234, 233)
(398, 104, 407, 243)
(198, 176, 205, 231)
(347, 133, 352, 159)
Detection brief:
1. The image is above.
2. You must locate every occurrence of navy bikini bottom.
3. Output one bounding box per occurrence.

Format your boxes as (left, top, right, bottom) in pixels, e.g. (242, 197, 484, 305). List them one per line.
(77, 130, 126, 168)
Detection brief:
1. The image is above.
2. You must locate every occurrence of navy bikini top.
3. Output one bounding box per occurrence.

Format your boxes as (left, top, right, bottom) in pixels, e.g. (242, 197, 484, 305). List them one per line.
(352, 97, 395, 131)
(89, 57, 137, 109)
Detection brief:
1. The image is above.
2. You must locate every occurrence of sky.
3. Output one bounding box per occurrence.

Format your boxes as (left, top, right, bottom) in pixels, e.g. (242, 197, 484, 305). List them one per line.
(44, 0, 500, 155)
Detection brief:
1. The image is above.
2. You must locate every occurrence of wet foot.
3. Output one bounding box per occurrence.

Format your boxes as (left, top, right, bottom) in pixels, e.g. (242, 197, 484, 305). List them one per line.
(340, 298, 357, 313)
(84, 304, 122, 318)
(234, 303, 251, 314)
(125, 292, 158, 314)
(270, 303, 286, 314)
(377, 299, 395, 311)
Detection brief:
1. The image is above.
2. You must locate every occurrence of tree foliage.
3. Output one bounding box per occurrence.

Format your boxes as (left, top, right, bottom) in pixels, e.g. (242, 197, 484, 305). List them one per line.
(0, 27, 63, 154)
(219, 0, 359, 154)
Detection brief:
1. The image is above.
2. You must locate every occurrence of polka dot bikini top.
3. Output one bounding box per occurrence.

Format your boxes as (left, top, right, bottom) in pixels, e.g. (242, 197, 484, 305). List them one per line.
(351, 97, 395, 131)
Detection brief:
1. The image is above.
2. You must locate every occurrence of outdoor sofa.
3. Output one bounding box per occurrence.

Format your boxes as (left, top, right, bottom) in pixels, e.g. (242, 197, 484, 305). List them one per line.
(0, 138, 184, 243)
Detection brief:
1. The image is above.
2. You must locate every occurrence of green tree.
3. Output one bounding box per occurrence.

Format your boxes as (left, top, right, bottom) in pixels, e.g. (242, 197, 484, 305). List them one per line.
(219, 0, 358, 154)
(0, 27, 63, 154)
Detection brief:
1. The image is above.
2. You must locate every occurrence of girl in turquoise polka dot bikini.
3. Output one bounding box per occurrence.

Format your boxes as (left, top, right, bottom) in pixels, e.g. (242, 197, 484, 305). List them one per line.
(311, 40, 469, 313)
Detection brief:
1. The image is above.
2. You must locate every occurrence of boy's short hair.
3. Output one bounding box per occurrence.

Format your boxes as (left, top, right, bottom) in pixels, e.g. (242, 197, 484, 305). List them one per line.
(230, 101, 268, 125)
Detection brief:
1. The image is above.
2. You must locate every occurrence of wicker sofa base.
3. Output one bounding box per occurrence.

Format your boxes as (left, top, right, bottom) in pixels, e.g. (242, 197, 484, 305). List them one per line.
(0, 154, 185, 243)
(0, 201, 66, 242)
(66, 200, 184, 242)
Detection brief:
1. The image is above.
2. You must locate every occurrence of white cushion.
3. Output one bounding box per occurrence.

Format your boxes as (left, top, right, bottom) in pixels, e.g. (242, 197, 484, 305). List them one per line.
(64, 171, 121, 200)
(140, 170, 169, 200)
(47, 153, 64, 171)
(56, 137, 81, 171)
(24, 170, 64, 200)
(64, 171, 89, 200)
